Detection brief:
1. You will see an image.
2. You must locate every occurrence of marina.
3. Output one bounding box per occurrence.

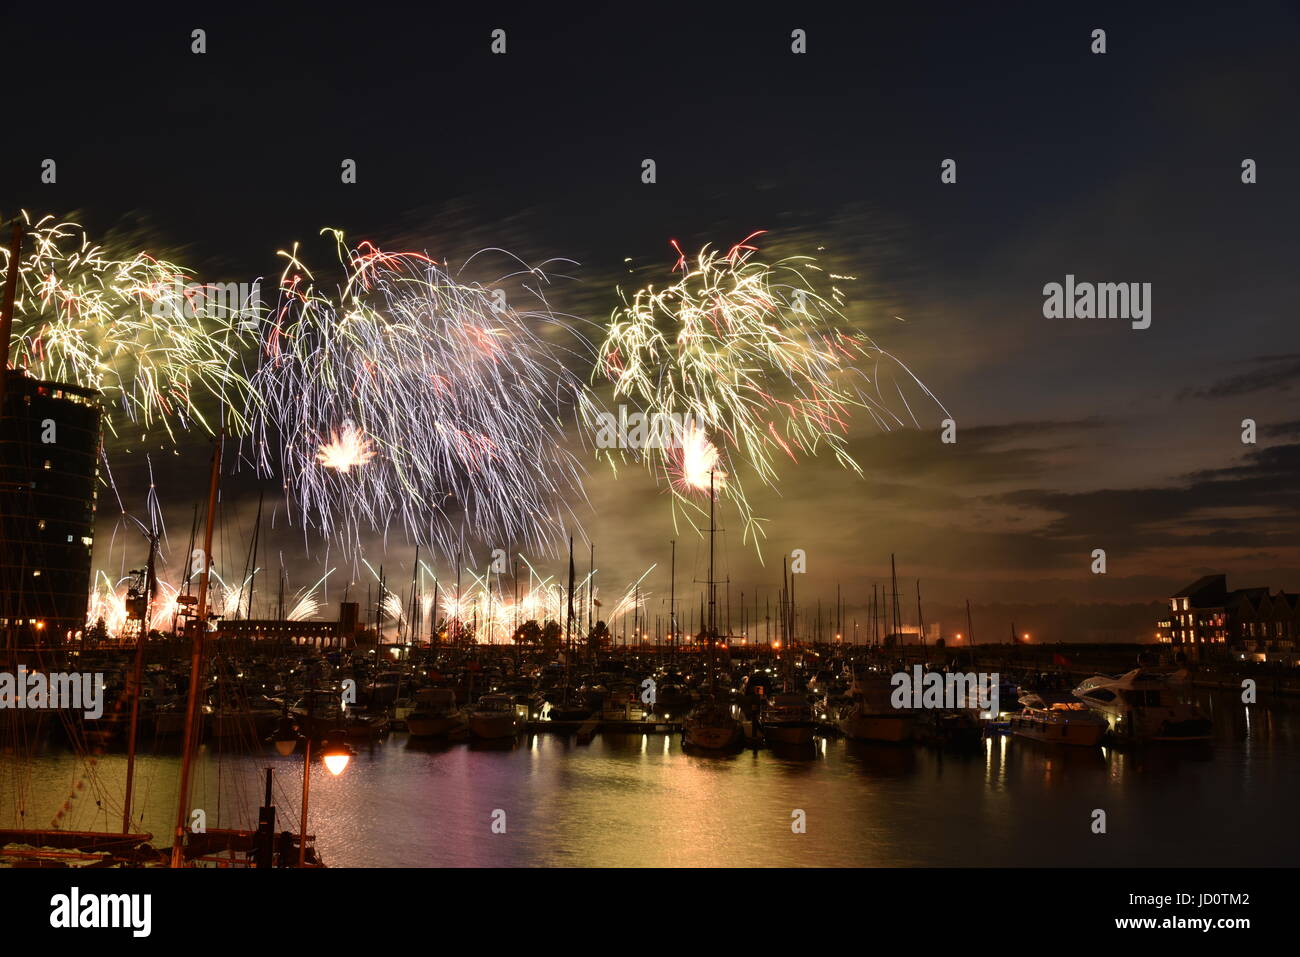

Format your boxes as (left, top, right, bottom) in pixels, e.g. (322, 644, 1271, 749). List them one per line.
(2, 628, 1297, 868)
(0, 9, 1294, 944)
(4, 674, 1293, 868)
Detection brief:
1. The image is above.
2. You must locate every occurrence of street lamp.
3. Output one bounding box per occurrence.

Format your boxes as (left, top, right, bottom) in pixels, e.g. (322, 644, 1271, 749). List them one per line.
(322, 738, 353, 776)
(297, 729, 355, 866)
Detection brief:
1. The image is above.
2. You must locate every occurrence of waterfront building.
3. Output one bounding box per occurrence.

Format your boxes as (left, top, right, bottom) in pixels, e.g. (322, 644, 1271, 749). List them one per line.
(215, 602, 362, 648)
(0, 370, 101, 646)
(1158, 574, 1299, 663)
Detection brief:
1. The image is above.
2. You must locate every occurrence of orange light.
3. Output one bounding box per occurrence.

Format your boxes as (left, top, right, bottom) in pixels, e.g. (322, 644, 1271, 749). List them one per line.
(323, 752, 350, 776)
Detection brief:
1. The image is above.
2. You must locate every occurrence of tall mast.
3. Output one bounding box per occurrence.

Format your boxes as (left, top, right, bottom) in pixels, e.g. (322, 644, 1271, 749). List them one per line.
(669, 539, 676, 663)
(916, 580, 925, 648)
(788, 555, 795, 645)
(890, 554, 900, 646)
(430, 576, 439, 646)
(966, 598, 976, 650)
(171, 430, 222, 867)
(122, 530, 157, 833)
(173, 503, 199, 636)
(708, 470, 716, 680)
(455, 549, 462, 649)
(408, 546, 420, 643)
(245, 488, 263, 620)
(565, 535, 575, 676)
(779, 571, 785, 650)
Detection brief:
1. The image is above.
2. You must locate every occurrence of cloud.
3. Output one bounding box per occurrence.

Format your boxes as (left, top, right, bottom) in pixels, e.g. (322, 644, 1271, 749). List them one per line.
(1185, 354, 1300, 399)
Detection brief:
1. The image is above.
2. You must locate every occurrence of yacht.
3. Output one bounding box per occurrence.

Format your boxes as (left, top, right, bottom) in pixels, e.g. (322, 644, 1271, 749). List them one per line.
(1072, 669, 1211, 741)
(405, 687, 467, 738)
(467, 693, 522, 740)
(759, 693, 818, 746)
(837, 671, 915, 743)
(601, 682, 648, 722)
(915, 709, 983, 749)
(1009, 690, 1107, 746)
(683, 696, 744, 751)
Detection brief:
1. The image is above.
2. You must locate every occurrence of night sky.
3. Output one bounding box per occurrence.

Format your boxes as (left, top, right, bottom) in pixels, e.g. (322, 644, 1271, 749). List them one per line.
(4, 2, 1298, 641)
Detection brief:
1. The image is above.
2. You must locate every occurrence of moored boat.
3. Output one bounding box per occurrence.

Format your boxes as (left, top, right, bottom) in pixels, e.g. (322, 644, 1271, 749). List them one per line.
(1009, 691, 1107, 746)
(1072, 669, 1211, 741)
(468, 693, 522, 740)
(759, 692, 817, 746)
(683, 696, 743, 751)
(837, 671, 915, 743)
(405, 687, 467, 737)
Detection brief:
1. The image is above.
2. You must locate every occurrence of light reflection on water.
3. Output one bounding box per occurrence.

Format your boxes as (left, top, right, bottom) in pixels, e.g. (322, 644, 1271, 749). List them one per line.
(3, 691, 1295, 866)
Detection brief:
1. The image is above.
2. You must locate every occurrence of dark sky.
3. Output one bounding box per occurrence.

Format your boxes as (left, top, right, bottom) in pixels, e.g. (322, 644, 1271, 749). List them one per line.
(4, 2, 1299, 641)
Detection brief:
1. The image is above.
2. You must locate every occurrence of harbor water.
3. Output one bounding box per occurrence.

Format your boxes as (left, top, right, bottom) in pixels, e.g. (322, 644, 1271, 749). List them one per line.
(3, 688, 1295, 867)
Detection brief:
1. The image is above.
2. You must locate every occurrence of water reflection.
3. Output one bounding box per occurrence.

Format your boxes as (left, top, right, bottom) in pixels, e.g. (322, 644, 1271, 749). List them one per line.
(2, 689, 1295, 866)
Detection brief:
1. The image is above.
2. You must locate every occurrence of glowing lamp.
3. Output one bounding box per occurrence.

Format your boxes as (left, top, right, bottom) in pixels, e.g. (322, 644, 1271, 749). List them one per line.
(322, 739, 355, 776)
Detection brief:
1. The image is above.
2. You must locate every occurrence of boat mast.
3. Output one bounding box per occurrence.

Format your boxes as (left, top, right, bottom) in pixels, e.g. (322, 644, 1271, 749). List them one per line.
(244, 488, 263, 620)
(170, 429, 222, 868)
(890, 554, 901, 648)
(430, 576, 439, 646)
(708, 471, 717, 682)
(916, 580, 925, 648)
(408, 545, 420, 644)
(669, 539, 676, 666)
(565, 535, 574, 679)
(122, 529, 157, 833)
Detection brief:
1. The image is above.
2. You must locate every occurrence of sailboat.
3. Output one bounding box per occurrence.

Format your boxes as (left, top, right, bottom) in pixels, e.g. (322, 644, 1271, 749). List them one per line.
(760, 692, 817, 746)
(683, 471, 744, 752)
(837, 669, 916, 743)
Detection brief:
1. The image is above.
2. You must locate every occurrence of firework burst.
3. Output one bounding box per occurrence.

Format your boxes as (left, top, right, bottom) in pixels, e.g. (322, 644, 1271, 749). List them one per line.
(2, 213, 255, 439)
(595, 232, 946, 545)
(247, 231, 601, 559)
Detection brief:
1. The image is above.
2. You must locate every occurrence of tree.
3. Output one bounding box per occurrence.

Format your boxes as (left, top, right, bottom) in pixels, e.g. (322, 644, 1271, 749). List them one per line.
(540, 620, 563, 657)
(514, 619, 542, 649)
(585, 619, 611, 656)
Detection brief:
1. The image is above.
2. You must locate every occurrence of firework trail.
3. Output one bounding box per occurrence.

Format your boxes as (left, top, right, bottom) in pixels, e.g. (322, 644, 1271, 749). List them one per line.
(2, 213, 255, 439)
(247, 231, 602, 560)
(594, 232, 947, 544)
(358, 557, 656, 644)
